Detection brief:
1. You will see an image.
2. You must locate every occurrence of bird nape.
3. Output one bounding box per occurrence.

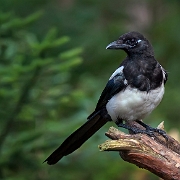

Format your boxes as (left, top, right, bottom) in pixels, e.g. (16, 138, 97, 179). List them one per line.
(44, 31, 168, 165)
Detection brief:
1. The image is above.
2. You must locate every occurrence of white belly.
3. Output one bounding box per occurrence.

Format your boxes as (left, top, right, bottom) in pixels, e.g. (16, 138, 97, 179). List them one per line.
(106, 84, 164, 122)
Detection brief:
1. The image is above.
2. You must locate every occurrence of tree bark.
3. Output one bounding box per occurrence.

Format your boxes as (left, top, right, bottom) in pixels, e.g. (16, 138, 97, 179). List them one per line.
(99, 122, 180, 180)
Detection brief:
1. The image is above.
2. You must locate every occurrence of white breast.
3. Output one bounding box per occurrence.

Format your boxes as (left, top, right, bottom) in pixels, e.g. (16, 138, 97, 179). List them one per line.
(106, 84, 165, 122)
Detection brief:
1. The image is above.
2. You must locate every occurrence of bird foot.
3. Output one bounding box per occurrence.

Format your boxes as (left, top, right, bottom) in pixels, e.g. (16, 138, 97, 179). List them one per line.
(136, 120, 168, 141)
(116, 120, 168, 141)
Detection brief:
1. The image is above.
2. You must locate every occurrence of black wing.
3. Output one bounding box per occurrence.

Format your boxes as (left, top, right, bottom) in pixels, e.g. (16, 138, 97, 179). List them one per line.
(88, 70, 127, 119)
(162, 67, 168, 84)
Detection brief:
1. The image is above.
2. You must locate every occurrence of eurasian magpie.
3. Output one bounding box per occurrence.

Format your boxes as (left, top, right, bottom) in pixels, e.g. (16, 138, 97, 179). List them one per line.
(45, 31, 168, 165)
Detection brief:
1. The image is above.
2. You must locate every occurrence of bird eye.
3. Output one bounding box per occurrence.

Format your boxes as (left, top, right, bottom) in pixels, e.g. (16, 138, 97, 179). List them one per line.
(125, 38, 139, 47)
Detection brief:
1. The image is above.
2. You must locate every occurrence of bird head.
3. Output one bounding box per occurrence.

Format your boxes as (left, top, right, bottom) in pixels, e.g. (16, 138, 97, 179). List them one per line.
(106, 31, 154, 56)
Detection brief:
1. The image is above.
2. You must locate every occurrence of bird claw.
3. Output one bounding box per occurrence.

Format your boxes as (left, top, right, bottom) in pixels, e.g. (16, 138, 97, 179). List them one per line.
(116, 120, 168, 141)
(136, 120, 168, 140)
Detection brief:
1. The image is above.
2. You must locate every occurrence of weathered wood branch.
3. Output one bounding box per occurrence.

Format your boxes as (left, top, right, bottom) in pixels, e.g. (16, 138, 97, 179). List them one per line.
(99, 122, 180, 180)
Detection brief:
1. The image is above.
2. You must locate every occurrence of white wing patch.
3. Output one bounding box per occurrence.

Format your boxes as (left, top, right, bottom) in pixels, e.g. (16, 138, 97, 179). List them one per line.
(160, 65, 167, 82)
(109, 66, 124, 80)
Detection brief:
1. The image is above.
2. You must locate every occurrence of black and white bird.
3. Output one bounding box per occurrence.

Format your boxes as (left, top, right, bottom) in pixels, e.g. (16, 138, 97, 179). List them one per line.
(45, 31, 168, 165)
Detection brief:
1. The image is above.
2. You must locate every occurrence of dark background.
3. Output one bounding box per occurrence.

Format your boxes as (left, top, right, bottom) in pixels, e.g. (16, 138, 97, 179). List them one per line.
(0, 0, 180, 179)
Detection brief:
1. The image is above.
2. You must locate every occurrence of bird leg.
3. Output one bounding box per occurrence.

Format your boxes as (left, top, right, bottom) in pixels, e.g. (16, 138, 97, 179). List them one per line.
(116, 119, 168, 140)
(116, 120, 155, 136)
(135, 120, 168, 140)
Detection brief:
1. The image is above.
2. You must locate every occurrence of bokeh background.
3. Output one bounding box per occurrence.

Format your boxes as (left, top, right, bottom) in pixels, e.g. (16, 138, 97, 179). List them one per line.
(1, 0, 180, 180)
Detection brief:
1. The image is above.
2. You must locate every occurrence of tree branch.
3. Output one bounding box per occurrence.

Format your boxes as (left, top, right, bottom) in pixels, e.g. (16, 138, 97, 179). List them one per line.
(99, 122, 180, 180)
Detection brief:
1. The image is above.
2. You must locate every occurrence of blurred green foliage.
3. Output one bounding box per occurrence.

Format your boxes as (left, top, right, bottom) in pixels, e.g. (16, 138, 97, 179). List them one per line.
(0, 1, 180, 180)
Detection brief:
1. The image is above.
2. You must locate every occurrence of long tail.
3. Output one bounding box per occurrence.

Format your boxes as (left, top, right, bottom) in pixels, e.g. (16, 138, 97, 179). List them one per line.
(44, 110, 109, 165)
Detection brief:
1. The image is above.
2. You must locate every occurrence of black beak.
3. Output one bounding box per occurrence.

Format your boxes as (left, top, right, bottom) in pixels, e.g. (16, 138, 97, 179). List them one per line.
(106, 40, 127, 50)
